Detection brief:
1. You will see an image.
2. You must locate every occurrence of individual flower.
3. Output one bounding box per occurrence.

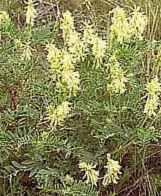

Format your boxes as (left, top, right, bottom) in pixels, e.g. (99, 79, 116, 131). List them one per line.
(26, 0, 37, 26)
(102, 155, 121, 186)
(79, 162, 99, 186)
(48, 101, 71, 126)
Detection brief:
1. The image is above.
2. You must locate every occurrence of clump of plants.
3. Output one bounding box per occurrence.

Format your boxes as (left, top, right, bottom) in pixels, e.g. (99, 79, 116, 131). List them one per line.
(1, 0, 161, 195)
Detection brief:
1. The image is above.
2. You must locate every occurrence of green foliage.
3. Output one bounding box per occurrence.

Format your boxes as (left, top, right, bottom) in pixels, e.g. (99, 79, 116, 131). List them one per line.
(1, 0, 161, 195)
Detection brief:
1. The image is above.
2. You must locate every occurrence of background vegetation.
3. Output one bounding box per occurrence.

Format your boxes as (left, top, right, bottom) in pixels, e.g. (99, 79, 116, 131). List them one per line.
(1, 0, 161, 195)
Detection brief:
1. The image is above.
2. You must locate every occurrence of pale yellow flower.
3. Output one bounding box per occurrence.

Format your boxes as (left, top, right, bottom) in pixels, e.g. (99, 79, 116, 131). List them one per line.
(110, 6, 147, 43)
(144, 78, 161, 117)
(47, 44, 62, 72)
(0, 11, 10, 26)
(62, 70, 80, 96)
(64, 174, 74, 185)
(107, 62, 127, 94)
(48, 101, 71, 126)
(62, 51, 74, 71)
(144, 95, 159, 117)
(67, 31, 85, 62)
(92, 37, 106, 65)
(146, 78, 160, 96)
(61, 51, 80, 96)
(130, 7, 147, 40)
(14, 39, 23, 49)
(110, 7, 130, 44)
(21, 43, 32, 61)
(60, 11, 75, 41)
(102, 155, 121, 186)
(83, 24, 106, 64)
(26, 0, 37, 26)
(155, 45, 161, 66)
(60, 11, 85, 62)
(83, 24, 96, 45)
(79, 162, 99, 186)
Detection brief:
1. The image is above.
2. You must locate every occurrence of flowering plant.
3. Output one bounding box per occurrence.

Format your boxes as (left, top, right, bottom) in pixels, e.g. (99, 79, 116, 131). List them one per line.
(1, 1, 161, 195)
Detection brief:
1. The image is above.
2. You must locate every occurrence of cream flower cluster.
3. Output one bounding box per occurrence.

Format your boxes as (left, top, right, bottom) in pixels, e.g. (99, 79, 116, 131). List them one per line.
(26, 0, 37, 26)
(60, 11, 107, 66)
(0, 11, 10, 27)
(21, 43, 32, 61)
(110, 7, 130, 44)
(144, 78, 161, 117)
(83, 24, 106, 65)
(154, 45, 161, 74)
(47, 45, 80, 96)
(83, 24, 96, 45)
(92, 37, 106, 65)
(47, 45, 80, 126)
(107, 55, 127, 94)
(67, 31, 84, 62)
(60, 11, 75, 42)
(102, 155, 121, 186)
(129, 7, 147, 40)
(79, 162, 99, 186)
(79, 155, 121, 187)
(46, 7, 147, 126)
(48, 101, 71, 127)
(62, 68, 80, 96)
(107, 7, 147, 95)
(61, 11, 85, 62)
(14, 39, 33, 62)
(110, 7, 147, 44)
(60, 11, 81, 96)
(14, 0, 36, 61)
(47, 11, 83, 126)
(47, 44, 62, 74)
